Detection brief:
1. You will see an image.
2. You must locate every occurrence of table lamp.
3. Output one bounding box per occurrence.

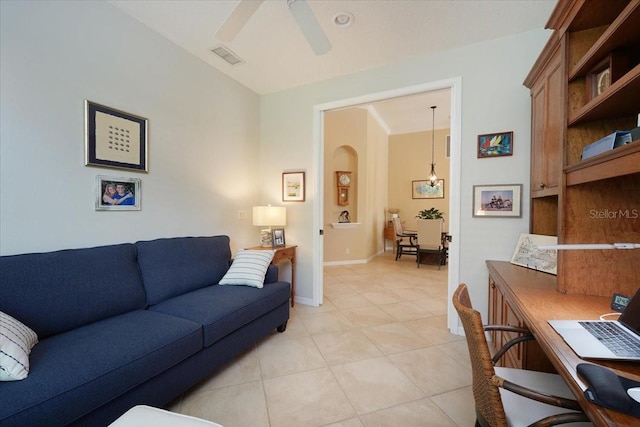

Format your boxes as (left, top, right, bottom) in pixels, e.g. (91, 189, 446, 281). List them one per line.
(252, 205, 286, 247)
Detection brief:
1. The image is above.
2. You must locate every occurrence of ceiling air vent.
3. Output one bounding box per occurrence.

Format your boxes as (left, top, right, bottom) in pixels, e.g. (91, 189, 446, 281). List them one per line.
(211, 45, 244, 66)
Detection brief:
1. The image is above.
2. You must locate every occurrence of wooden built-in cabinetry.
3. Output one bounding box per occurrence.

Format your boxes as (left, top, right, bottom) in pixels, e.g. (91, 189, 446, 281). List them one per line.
(523, 0, 640, 298)
(488, 272, 555, 372)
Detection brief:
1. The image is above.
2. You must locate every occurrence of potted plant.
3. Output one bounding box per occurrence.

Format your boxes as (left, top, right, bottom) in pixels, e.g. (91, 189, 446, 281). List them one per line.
(416, 208, 444, 220)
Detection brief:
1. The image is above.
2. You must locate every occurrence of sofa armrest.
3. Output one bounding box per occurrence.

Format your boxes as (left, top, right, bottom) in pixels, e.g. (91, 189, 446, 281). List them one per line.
(264, 264, 279, 284)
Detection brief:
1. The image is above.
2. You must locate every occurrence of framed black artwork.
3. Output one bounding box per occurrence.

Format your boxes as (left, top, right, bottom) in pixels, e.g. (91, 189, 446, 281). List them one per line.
(85, 100, 148, 172)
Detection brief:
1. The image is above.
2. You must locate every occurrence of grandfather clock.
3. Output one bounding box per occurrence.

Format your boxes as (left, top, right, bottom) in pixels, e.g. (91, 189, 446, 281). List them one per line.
(336, 171, 351, 206)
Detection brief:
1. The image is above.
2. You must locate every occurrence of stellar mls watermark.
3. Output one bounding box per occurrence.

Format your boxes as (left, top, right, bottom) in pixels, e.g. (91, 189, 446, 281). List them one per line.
(589, 209, 638, 219)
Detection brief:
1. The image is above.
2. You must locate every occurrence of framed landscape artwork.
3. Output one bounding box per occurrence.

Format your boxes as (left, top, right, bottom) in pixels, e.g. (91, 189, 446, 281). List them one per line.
(412, 179, 444, 199)
(282, 172, 305, 202)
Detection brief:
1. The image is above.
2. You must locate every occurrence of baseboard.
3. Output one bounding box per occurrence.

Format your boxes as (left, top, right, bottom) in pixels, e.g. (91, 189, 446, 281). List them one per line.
(323, 259, 368, 266)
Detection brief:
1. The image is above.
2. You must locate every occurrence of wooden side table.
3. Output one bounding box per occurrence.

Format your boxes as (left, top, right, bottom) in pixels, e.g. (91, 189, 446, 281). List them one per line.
(383, 221, 395, 252)
(245, 245, 297, 307)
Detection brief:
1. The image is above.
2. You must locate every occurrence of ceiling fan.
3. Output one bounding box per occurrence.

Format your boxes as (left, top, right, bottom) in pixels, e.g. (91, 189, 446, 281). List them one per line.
(216, 0, 332, 55)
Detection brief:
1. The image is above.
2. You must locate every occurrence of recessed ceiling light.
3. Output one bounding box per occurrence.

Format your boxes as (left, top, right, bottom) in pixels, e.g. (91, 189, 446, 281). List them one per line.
(333, 11, 354, 28)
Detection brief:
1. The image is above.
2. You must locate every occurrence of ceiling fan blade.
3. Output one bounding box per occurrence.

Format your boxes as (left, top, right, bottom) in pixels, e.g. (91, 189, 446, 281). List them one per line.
(216, 0, 264, 42)
(288, 0, 331, 55)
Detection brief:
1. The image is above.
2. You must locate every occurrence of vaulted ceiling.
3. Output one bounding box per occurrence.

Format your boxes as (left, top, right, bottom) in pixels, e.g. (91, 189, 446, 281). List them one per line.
(109, 0, 557, 133)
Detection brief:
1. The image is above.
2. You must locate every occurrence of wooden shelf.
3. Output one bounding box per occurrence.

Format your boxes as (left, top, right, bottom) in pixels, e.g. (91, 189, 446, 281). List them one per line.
(568, 64, 640, 125)
(565, 140, 640, 185)
(527, 0, 639, 298)
(548, 0, 629, 34)
(531, 186, 559, 198)
(569, 0, 640, 79)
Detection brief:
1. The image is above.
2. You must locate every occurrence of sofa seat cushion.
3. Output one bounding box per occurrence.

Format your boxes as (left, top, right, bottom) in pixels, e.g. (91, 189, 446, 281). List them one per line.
(0, 310, 202, 426)
(150, 281, 290, 347)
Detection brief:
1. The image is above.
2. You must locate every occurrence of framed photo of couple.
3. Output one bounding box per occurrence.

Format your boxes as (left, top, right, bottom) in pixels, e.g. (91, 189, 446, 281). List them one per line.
(96, 176, 141, 211)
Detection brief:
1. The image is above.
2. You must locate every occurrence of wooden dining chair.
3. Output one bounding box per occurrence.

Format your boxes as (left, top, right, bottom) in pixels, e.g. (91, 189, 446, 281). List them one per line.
(416, 218, 445, 269)
(391, 217, 417, 261)
(452, 284, 592, 427)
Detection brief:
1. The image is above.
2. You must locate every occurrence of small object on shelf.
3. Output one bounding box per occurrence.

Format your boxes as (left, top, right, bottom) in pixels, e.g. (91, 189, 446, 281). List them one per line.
(338, 210, 350, 223)
(630, 126, 640, 142)
(611, 293, 630, 312)
(335, 171, 351, 206)
(510, 233, 558, 275)
(581, 131, 631, 160)
(585, 52, 632, 102)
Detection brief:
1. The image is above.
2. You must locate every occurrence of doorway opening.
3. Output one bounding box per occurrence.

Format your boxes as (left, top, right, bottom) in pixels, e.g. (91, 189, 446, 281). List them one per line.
(312, 77, 462, 332)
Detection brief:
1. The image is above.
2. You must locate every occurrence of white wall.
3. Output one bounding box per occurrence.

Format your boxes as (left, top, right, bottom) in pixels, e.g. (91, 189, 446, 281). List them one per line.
(0, 1, 261, 256)
(260, 29, 551, 317)
(1, 0, 551, 319)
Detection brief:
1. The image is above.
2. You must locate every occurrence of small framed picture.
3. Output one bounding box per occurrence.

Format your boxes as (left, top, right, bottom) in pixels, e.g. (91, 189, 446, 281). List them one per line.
(477, 131, 513, 158)
(85, 100, 148, 172)
(282, 172, 305, 202)
(412, 179, 444, 199)
(271, 228, 286, 247)
(472, 184, 522, 218)
(96, 176, 141, 211)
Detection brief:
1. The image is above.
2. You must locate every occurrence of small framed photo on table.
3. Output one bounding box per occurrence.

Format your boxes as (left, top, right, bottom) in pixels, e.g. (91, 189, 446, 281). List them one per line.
(271, 228, 286, 247)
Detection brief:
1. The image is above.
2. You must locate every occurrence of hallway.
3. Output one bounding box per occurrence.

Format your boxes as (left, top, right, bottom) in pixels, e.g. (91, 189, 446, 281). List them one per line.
(170, 252, 475, 426)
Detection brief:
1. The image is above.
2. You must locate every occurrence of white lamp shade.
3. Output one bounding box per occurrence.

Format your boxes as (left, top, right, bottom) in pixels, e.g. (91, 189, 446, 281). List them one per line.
(252, 206, 286, 227)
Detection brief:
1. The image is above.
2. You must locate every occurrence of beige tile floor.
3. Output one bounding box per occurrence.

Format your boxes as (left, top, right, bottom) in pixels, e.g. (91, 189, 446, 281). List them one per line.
(168, 252, 476, 427)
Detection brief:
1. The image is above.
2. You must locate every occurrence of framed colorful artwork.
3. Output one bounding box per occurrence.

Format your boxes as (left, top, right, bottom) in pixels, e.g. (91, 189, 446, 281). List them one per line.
(477, 131, 513, 158)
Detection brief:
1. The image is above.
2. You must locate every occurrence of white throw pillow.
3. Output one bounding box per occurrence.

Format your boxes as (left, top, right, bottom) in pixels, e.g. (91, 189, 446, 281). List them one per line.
(219, 250, 275, 289)
(0, 311, 39, 381)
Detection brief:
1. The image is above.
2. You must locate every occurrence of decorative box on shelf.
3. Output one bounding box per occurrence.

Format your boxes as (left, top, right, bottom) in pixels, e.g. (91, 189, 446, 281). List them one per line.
(584, 51, 633, 102)
(581, 131, 632, 160)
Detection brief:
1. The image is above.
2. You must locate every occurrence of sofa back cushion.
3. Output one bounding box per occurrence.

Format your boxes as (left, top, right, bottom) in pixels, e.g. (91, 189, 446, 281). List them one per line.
(136, 236, 232, 306)
(0, 244, 146, 339)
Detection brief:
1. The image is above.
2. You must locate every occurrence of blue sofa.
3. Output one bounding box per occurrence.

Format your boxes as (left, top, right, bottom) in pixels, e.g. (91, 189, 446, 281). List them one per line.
(0, 236, 290, 426)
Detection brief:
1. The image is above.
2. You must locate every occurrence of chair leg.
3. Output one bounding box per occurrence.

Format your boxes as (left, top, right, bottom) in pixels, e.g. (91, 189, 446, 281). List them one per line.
(395, 244, 400, 261)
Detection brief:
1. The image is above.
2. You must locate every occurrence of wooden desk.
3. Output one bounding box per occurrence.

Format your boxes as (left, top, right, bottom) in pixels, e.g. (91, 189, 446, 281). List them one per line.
(487, 260, 640, 426)
(246, 245, 296, 307)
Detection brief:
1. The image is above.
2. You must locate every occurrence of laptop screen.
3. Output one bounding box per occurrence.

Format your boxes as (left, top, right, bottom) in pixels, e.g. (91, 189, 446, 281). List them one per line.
(619, 288, 640, 334)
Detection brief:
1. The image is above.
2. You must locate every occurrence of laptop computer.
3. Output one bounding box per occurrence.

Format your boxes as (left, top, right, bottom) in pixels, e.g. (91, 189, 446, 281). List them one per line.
(548, 288, 640, 361)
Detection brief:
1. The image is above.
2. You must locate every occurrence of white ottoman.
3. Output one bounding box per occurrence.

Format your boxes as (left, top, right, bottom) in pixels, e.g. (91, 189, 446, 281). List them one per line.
(109, 405, 223, 427)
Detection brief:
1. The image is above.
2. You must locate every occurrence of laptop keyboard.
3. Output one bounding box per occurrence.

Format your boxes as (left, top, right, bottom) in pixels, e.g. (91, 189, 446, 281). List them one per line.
(580, 321, 640, 357)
